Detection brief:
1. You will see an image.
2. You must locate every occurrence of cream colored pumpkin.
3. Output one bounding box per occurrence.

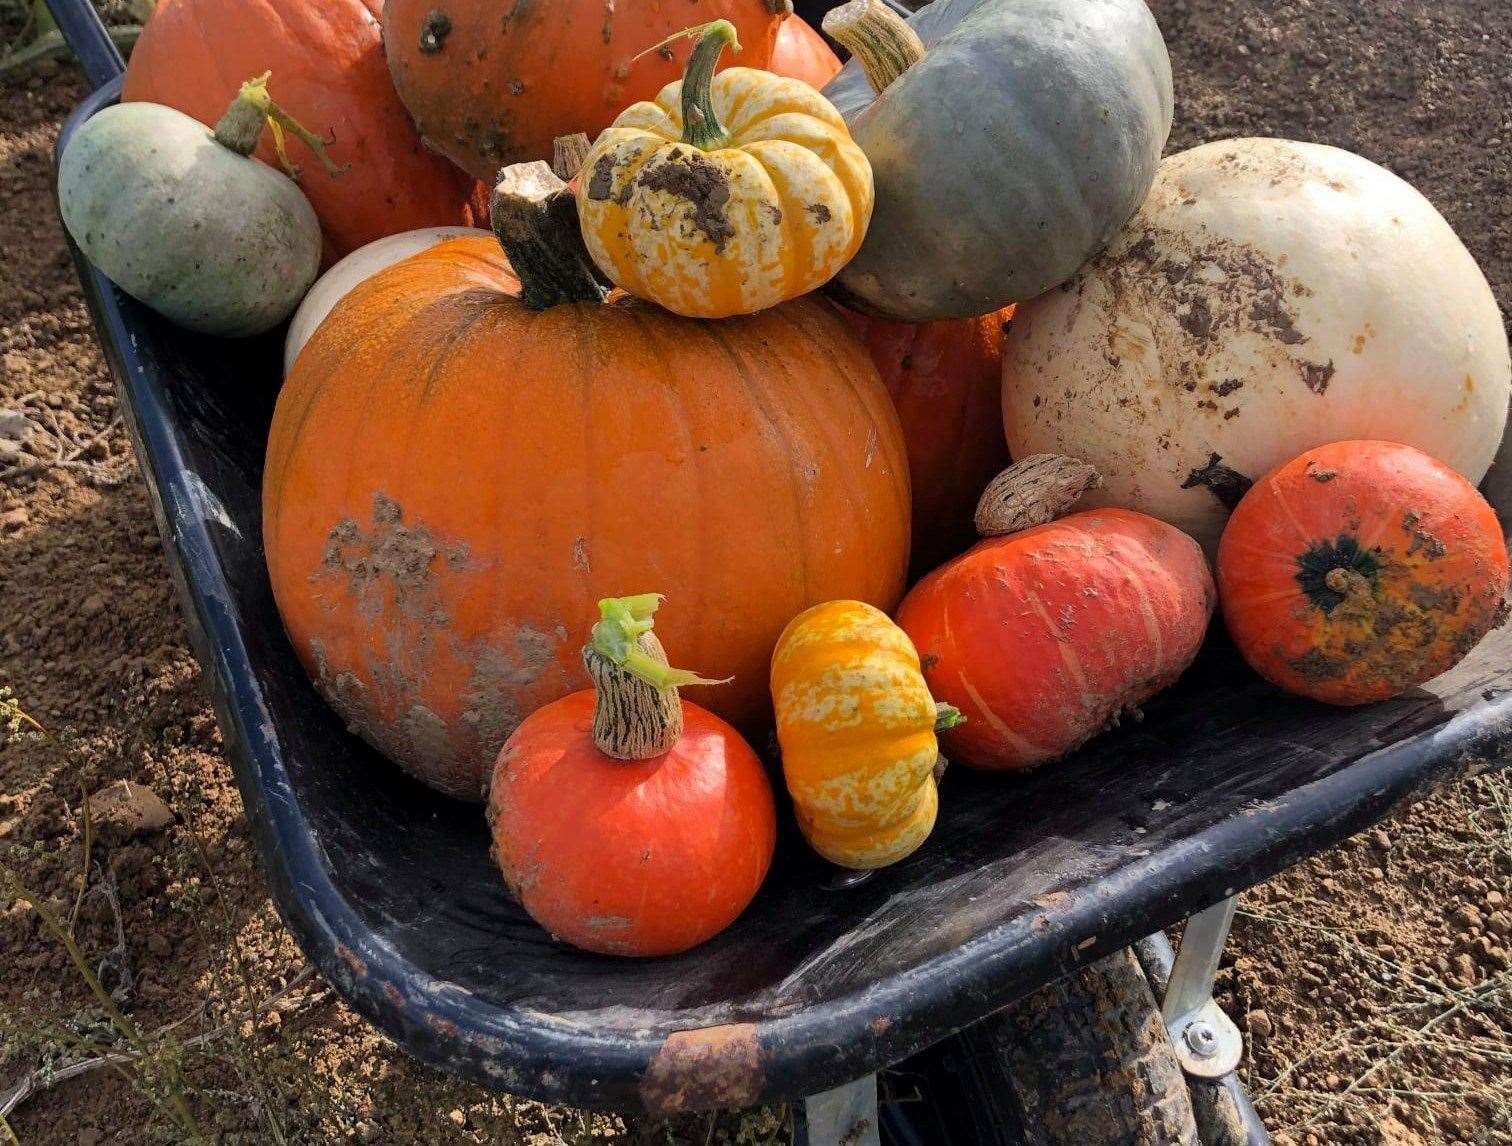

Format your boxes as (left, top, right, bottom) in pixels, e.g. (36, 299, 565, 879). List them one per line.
(1001, 137, 1511, 552)
(577, 21, 872, 319)
(283, 227, 486, 373)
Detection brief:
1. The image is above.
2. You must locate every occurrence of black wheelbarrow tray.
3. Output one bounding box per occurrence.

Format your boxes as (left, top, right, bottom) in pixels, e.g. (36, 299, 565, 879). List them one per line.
(48, 1, 1512, 1129)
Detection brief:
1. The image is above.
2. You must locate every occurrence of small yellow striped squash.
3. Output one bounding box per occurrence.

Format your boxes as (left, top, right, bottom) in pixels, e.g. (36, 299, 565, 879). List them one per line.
(576, 21, 873, 319)
(771, 600, 948, 870)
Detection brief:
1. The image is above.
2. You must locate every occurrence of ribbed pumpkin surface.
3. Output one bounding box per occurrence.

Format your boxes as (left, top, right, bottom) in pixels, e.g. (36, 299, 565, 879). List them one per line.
(844, 307, 1013, 573)
(897, 510, 1214, 770)
(772, 600, 940, 869)
(264, 237, 910, 799)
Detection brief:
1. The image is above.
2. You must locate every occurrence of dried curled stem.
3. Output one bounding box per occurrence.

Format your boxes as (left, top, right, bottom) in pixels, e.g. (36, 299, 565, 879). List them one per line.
(975, 454, 1102, 537)
(551, 133, 592, 182)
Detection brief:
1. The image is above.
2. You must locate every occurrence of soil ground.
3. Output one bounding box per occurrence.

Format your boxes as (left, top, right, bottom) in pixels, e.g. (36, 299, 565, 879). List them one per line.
(2, 1, 1510, 1143)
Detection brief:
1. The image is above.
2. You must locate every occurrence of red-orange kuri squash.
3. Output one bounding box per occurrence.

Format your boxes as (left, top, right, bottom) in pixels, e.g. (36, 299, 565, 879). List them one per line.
(1218, 440, 1509, 704)
(844, 306, 1014, 573)
(123, 0, 473, 260)
(263, 162, 909, 800)
(897, 456, 1215, 770)
(488, 595, 776, 956)
(382, 0, 791, 181)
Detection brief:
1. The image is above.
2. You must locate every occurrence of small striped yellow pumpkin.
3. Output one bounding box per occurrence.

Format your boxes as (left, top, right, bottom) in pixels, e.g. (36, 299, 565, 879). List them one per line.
(771, 600, 960, 870)
(576, 20, 873, 319)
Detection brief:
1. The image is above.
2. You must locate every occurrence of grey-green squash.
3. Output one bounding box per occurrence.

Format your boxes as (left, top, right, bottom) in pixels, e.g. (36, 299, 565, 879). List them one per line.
(821, 0, 1173, 322)
(59, 74, 324, 338)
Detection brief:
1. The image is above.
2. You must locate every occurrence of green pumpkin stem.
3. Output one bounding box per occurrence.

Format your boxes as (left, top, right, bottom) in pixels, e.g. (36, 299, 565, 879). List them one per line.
(584, 595, 728, 760)
(489, 161, 609, 311)
(212, 72, 345, 179)
(635, 20, 742, 151)
(934, 703, 966, 733)
(822, 0, 925, 94)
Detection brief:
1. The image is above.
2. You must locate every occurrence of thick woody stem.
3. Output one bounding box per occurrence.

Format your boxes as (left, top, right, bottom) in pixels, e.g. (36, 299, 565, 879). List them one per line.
(586, 634, 684, 760)
(975, 455, 1102, 538)
(489, 161, 609, 311)
(583, 595, 726, 760)
(822, 0, 925, 93)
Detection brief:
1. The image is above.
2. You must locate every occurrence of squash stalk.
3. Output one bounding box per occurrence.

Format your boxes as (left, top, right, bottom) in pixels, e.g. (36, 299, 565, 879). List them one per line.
(822, 0, 924, 94)
(212, 72, 344, 179)
(677, 20, 741, 151)
(934, 702, 965, 732)
(490, 161, 609, 311)
(584, 595, 725, 760)
(551, 132, 592, 182)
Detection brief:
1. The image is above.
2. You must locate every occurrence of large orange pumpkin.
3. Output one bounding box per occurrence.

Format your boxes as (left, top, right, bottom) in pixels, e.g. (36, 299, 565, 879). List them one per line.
(264, 162, 910, 800)
(382, 0, 791, 182)
(844, 306, 1014, 573)
(123, 0, 473, 261)
(1218, 440, 1509, 705)
(897, 457, 1215, 770)
(488, 595, 776, 956)
(768, 14, 842, 87)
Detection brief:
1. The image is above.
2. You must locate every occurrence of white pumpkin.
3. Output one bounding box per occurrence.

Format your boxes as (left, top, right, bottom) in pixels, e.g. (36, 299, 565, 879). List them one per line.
(283, 227, 487, 373)
(1001, 137, 1510, 552)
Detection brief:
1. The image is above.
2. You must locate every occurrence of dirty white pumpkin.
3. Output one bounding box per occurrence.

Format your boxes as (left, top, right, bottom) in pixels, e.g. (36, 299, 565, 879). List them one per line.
(283, 227, 487, 373)
(1001, 137, 1511, 552)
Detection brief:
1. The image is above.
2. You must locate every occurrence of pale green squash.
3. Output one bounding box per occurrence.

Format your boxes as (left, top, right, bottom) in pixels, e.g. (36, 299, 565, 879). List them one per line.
(59, 75, 323, 338)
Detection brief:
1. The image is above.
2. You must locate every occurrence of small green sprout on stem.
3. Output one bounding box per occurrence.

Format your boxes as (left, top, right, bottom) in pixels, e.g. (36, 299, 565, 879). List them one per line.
(213, 71, 348, 181)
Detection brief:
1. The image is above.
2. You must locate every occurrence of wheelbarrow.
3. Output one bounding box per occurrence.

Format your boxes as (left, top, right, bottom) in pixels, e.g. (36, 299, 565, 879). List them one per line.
(44, 0, 1512, 1140)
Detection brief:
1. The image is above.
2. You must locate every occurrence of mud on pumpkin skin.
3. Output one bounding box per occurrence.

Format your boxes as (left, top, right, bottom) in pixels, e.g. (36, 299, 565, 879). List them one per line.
(1218, 440, 1510, 706)
(576, 20, 873, 319)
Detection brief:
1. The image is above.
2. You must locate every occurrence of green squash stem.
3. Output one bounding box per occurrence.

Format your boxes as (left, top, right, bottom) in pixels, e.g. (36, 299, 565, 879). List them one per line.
(637, 20, 743, 151)
(822, 0, 925, 93)
(583, 595, 727, 760)
(489, 161, 609, 311)
(679, 20, 740, 149)
(212, 72, 344, 179)
(934, 703, 965, 732)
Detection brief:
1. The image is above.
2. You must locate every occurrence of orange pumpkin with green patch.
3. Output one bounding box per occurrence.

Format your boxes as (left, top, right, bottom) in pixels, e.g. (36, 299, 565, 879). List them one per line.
(1218, 440, 1509, 704)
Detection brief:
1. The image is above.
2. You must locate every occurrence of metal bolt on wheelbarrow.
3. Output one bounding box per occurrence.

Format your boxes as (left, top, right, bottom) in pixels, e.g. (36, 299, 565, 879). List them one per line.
(43, 0, 1512, 1141)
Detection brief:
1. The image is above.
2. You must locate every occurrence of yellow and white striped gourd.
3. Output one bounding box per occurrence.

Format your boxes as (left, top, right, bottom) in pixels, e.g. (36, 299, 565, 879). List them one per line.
(771, 600, 959, 870)
(576, 20, 872, 319)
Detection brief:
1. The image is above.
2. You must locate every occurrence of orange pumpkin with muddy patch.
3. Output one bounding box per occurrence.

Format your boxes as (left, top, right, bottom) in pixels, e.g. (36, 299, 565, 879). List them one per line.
(263, 162, 908, 800)
(1218, 440, 1509, 705)
(896, 456, 1215, 770)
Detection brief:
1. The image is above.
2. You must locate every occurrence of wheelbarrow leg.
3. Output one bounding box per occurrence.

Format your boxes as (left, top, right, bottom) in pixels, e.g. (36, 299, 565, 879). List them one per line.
(1161, 897, 1244, 1079)
(797, 1074, 880, 1146)
(1138, 898, 1272, 1146)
